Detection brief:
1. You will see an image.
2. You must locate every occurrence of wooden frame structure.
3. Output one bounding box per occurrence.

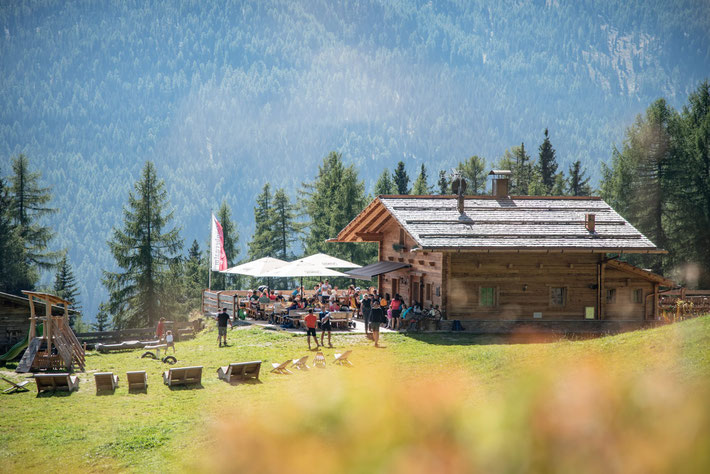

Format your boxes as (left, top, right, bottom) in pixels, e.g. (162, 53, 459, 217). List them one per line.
(17, 291, 85, 373)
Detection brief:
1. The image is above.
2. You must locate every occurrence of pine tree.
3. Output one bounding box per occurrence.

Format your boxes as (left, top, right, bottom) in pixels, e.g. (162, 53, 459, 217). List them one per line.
(212, 200, 239, 290)
(184, 239, 205, 308)
(537, 129, 559, 194)
(271, 188, 300, 260)
(551, 172, 567, 196)
(412, 164, 431, 195)
(92, 303, 111, 332)
(248, 183, 276, 260)
(568, 160, 592, 196)
(374, 169, 394, 195)
(511, 143, 534, 195)
(457, 155, 488, 194)
(393, 161, 410, 194)
(9, 154, 59, 270)
(53, 254, 82, 328)
(0, 176, 34, 294)
(102, 161, 183, 329)
(437, 170, 449, 194)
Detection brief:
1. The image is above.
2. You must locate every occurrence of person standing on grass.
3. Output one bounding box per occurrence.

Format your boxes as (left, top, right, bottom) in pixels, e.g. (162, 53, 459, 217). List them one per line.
(165, 330, 176, 353)
(216, 307, 232, 347)
(320, 311, 333, 348)
(369, 297, 384, 347)
(361, 292, 372, 336)
(156, 317, 166, 341)
(304, 309, 320, 350)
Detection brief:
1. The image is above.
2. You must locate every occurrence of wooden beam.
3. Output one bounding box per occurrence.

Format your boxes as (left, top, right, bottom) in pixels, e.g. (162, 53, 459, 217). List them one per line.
(355, 232, 383, 241)
(28, 294, 36, 340)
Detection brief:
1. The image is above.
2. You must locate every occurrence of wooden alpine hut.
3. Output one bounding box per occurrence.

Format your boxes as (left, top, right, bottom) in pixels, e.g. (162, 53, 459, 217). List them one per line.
(330, 170, 675, 333)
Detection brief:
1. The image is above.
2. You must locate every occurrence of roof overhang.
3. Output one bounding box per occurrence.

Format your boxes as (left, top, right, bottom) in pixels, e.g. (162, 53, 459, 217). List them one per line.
(604, 259, 676, 286)
(344, 261, 411, 280)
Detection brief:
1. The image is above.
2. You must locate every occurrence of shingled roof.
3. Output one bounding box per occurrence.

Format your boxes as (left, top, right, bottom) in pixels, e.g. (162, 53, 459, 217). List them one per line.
(331, 195, 665, 253)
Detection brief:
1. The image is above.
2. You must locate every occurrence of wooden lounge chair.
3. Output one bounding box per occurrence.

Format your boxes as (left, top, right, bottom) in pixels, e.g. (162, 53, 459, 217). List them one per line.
(313, 351, 326, 369)
(291, 356, 309, 370)
(1, 376, 30, 394)
(34, 373, 79, 393)
(217, 361, 262, 383)
(270, 359, 293, 375)
(334, 350, 353, 366)
(126, 371, 147, 390)
(163, 366, 203, 387)
(94, 372, 119, 393)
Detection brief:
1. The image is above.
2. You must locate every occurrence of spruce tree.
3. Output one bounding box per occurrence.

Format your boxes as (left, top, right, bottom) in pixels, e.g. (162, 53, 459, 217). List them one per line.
(511, 143, 533, 195)
(248, 183, 276, 260)
(412, 164, 431, 195)
(374, 169, 394, 195)
(93, 303, 111, 332)
(393, 161, 410, 194)
(537, 129, 559, 194)
(0, 176, 34, 294)
(184, 239, 205, 308)
(53, 254, 82, 328)
(103, 161, 183, 329)
(271, 188, 300, 260)
(437, 170, 449, 194)
(457, 155, 488, 194)
(9, 154, 59, 270)
(568, 160, 592, 196)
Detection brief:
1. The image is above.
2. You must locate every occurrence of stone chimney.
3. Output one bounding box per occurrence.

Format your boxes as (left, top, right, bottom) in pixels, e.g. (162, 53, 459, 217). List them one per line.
(585, 213, 596, 233)
(489, 170, 511, 198)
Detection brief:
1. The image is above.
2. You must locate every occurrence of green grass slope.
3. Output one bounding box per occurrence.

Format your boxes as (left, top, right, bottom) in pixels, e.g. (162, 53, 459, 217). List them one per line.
(1, 316, 709, 473)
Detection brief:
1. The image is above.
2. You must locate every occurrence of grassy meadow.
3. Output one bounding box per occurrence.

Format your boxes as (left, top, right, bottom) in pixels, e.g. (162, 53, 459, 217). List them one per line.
(1, 317, 709, 473)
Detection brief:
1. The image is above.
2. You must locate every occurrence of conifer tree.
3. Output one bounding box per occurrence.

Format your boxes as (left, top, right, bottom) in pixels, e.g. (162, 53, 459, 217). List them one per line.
(393, 161, 410, 194)
(537, 129, 559, 194)
(437, 170, 449, 194)
(9, 154, 59, 270)
(374, 169, 394, 195)
(248, 183, 276, 260)
(456, 155, 488, 194)
(0, 176, 34, 294)
(92, 303, 111, 332)
(271, 188, 300, 260)
(53, 254, 82, 328)
(511, 143, 534, 195)
(412, 164, 431, 195)
(184, 239, 205, 308)
(568, 160, 592, 196)
(103, 161, 183, 329)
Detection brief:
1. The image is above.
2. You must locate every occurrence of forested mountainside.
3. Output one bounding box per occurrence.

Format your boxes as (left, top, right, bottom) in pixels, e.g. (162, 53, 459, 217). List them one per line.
(1, 0, 708, 320)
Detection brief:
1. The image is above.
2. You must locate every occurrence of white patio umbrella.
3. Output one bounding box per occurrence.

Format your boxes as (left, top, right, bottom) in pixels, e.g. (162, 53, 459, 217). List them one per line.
(295, 253, 361, 269)
(220, 257, 288, 276)
(261, 260, 348, 298)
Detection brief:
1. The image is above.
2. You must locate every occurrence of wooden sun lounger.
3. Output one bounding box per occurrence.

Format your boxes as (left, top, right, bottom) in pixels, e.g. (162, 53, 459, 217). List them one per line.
(1, 376, 30, 394)
(126, 371, 147, 390)
(270, 359, 293, 375)
(291, 356, 309, 370)
(217, 361, 262, 383)
(163, 366, 203, 387)
(34, 373, 80, 393)
(334, 350, 353, 366)
(313, 351, 326, 369)
(94, 372, 119, 392)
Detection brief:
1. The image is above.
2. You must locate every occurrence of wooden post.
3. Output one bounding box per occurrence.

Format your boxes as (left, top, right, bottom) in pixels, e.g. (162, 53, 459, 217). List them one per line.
(653, 283, 659, 320)
(599, 262, 606, 320)
(45, 297, 52, 355)
(201, 289, 205, 314)
(28, 295, 36, 340)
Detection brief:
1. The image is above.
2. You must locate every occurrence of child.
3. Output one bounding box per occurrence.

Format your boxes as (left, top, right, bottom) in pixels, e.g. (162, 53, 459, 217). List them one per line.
(304, 309, 319, 350)
(165, 330, 175, 353)
(320, 311, 333, 348)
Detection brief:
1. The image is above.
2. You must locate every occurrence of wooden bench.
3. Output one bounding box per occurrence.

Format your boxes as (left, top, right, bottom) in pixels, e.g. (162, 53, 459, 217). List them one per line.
(163, 366, 203, 387)
(126, 371, 147, 390)
(35, 373, 79, 393)
(217, 361, 262, 383)
(94, 372, 119, 393)
(328, 311, 353, 329)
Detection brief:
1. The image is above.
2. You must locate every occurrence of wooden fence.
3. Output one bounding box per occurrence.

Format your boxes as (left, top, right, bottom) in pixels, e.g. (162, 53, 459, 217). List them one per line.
(76, 320, 201, 345)
(201, 289, 319, 315)
(658, 289, 710, 321)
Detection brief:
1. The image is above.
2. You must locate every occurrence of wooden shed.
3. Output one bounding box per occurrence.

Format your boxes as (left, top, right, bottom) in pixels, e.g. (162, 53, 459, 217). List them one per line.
(330, 172, 674, 332)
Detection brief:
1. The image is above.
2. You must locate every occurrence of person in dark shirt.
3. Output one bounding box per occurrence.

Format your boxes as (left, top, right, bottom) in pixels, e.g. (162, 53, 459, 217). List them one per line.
(216, 307, 232, 347)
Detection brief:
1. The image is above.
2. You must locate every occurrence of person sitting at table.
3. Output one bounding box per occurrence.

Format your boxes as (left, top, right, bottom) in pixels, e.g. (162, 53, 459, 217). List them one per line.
(258, 290, 271, 304)
(328, 299, 339, 312)
(249, 290, 260, 308)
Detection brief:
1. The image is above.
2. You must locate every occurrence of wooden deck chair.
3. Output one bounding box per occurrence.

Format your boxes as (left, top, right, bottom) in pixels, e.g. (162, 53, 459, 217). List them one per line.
(291, 356, 309, 370)
(1, 376, 30, 394)
(270, 359, 293, 375)
(34, 373, 79, 393)
(126, 371, 147, 390)
(163, 366, 203, 387)
(94, 372, 119, 393)
(313, 351, 326, 369)
(217, 361, 262, 383)
(333, 350, 353, 366)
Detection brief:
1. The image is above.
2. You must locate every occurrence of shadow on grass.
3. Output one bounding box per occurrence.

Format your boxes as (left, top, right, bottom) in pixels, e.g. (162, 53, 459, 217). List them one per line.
(36, 390, 75, 398)
(96, 389, 117, 396)
(224, 379, 263, 386)
(166, 384, 205, 391)
(128, 387, 148, 395)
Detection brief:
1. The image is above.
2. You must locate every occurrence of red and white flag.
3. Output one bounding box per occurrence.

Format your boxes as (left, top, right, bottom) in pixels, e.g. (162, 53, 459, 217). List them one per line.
(210, 214, 228, 271)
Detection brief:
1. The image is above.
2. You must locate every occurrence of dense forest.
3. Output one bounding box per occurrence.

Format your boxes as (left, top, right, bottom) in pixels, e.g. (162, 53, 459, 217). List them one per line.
(1, 1, 709, 321)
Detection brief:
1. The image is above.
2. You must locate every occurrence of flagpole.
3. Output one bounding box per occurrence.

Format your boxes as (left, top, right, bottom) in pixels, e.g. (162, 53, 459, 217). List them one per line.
(208, 214, 212, 291)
